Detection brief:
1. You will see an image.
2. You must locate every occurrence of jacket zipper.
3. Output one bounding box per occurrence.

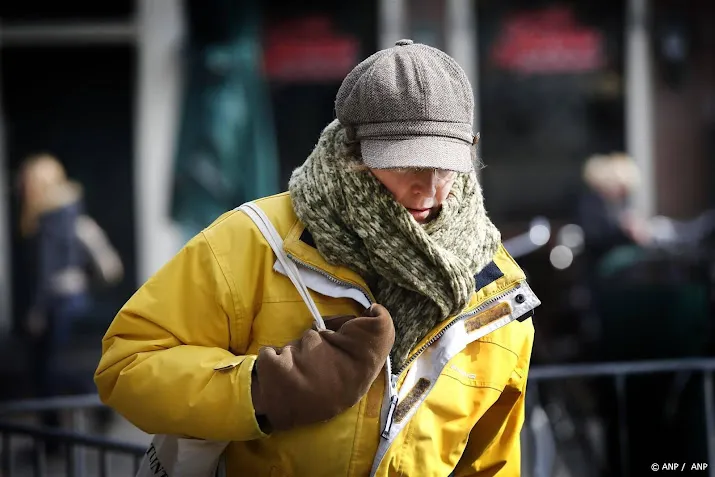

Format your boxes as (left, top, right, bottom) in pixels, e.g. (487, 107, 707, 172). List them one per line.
(395, 283, 523, 376)
(381, 356, 399, 438)
(286, 253, 374, 305)
(380, 282, 525, 438)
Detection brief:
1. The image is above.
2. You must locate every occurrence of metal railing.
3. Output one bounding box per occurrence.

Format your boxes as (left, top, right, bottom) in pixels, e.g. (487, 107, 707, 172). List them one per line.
(3, 357, 715, 476)
(524, 357, 715, 477)
(0, 394, 145, 477)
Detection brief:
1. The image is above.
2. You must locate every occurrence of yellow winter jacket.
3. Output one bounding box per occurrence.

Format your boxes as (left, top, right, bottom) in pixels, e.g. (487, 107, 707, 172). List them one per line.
(95, 192, 539, 476)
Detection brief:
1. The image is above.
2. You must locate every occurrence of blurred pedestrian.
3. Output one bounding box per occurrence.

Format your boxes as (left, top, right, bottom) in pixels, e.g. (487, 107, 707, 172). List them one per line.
(577, 152, 651, 270)
(18, 154, 122, 430)
(96, 39, 539, 476)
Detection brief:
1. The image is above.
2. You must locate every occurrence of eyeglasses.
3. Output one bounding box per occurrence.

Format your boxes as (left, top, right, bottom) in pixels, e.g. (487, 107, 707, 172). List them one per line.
(389, 167, 458, 181)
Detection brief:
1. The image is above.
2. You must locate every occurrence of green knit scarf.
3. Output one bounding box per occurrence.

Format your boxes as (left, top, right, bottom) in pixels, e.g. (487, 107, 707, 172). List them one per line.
(289, 120, 501, 370)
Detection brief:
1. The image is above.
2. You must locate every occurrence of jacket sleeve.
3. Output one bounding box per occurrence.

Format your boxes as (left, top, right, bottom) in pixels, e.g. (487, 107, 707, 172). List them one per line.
(452, 320, 534, 477)
(94, 230, 266, 442)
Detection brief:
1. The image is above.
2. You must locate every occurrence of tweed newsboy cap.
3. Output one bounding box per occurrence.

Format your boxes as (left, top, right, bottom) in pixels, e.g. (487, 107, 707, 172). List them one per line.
(335, 39, 477, 173)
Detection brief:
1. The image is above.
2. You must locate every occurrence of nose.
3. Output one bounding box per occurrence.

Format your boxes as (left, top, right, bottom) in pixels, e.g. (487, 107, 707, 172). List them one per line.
(411, 170, 438, 197)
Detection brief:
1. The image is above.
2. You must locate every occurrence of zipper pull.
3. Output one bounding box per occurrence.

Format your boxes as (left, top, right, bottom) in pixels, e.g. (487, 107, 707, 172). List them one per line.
(381, 358, 398, 439)
(381, 373, 399, 439)
(381, 394, 398, 439)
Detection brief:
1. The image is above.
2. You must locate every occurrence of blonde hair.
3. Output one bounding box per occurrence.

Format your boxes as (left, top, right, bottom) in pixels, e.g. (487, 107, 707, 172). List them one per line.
(582, 152, 640, 195)
(609, 153, 641, 191)
(18, 154, 77, 237)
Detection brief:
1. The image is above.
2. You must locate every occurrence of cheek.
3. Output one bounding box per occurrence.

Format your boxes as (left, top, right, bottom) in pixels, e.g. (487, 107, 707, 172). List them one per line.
(385, 181, 411, 201)
(435, 182, 454, 203)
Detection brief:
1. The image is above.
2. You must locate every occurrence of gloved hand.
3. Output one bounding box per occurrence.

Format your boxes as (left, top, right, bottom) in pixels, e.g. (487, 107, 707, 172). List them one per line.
(251, 304, 395, 432)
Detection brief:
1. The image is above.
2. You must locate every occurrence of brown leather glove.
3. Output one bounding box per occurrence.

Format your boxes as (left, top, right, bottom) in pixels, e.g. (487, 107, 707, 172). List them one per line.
(251, 304, 395, 432)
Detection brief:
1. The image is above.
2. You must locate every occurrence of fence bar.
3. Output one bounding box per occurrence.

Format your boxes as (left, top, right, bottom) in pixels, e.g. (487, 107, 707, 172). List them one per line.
(99, 449, 110, 477)
(65, 440, 77, 476)
(71, 409, 88, 477)
(2, 432, 12, 475)
(615, 374, 629, 477)
(703, 372, 715, 477)
(0, 421, 145, 456)
(529, 357, 715, 381)
(32, 439, 47, 477)
(0, 394, 102, 416)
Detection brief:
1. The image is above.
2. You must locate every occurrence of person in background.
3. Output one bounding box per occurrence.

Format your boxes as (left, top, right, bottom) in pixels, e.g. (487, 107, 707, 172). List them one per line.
(576, 152, 651, 271)
(18, 154, 122, 430)
(95, 39, 539, 476)
(574, 152, 655, 475)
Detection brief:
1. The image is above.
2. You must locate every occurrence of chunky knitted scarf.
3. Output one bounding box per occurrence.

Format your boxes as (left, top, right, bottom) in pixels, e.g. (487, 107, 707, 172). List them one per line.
(289, 120, 501, 369)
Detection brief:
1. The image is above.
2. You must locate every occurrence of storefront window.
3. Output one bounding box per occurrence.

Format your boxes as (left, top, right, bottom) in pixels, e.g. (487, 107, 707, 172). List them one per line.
(477, 1, 626, 225)
(262, 0, 378, 189)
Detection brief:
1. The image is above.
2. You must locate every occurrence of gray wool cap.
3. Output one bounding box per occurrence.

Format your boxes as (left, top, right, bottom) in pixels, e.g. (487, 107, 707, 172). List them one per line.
(335, 39, 477, 173)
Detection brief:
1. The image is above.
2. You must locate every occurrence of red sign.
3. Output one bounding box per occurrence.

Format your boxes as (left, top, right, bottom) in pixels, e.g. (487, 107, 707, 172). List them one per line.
(263, 15, 360, 83)
(490, 7, 606, 74)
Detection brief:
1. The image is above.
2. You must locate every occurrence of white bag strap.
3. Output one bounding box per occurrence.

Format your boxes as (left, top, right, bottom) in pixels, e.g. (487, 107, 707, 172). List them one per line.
(238, 202, 326, 331)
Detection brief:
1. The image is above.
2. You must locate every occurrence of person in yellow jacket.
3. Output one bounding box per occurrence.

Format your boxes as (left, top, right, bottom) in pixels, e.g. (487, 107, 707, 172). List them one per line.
(95, 39, 539, 476)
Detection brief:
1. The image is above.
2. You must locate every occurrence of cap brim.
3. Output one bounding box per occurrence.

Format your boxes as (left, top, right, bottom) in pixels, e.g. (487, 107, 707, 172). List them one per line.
(361, 137, 473, 173)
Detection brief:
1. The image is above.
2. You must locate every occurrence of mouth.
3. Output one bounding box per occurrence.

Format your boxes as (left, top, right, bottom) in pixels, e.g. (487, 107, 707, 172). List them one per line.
(406, 207, 432, 222)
